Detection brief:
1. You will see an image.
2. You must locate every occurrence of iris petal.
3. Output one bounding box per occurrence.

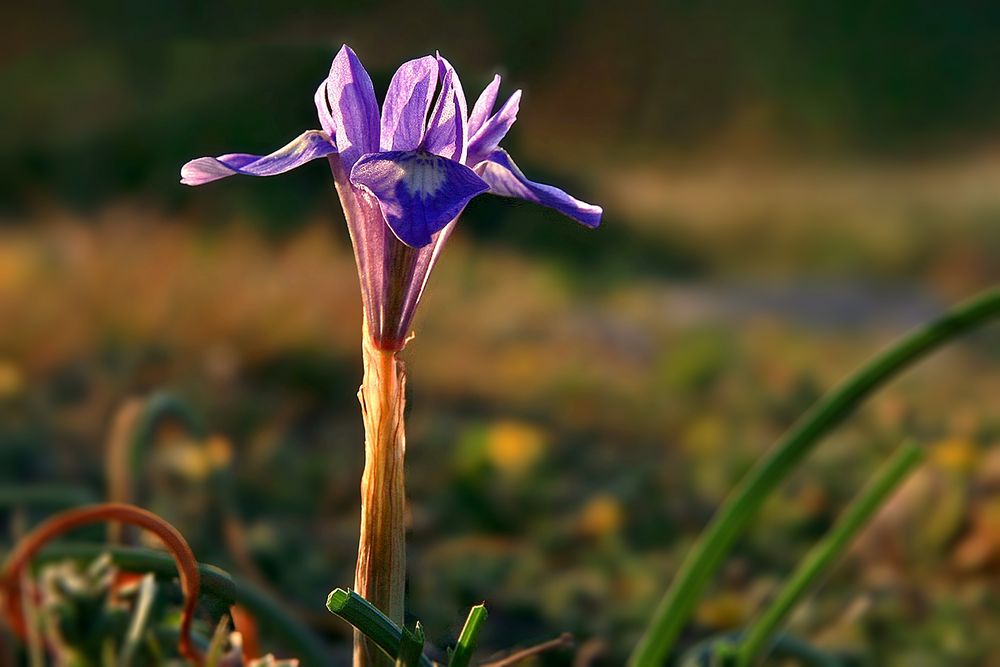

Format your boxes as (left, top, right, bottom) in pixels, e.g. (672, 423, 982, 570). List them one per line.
(180, 130, 336, 185)
(380, 56, 438, 152)
(466, 90, 521, 166)
(476, 149, 602, 228)
(422, 70, 464, 162)
(435, 54, 469, 126)
(314, 79, 336, 137)
(325, 45, 380, 170)
(468, 74, 501, 137)
(350, 150, 489, 247)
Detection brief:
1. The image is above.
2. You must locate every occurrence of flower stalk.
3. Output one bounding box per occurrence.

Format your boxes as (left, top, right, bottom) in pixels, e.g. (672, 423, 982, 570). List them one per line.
(354, 324, 408, 666)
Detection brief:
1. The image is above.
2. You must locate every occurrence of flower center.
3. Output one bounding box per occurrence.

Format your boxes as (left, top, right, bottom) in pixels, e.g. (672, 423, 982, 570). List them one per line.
(399, 151, 447, 201)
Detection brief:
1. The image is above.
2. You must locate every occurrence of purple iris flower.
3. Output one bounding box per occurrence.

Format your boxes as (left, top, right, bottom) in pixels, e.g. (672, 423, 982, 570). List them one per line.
(181, 45, 601, 350)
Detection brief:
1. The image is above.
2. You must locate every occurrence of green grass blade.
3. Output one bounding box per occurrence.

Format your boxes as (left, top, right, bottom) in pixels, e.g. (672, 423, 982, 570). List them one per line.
(118, 573, 157, 667)
(450, 603, 487, 667)
(203, 616, 232, 667)
(736, 442, 924, 666)
(628, 287, 1000, 666)
(396, 621, 426, 667)
(326, 588, 434, 667)
(678, 632, 843, 667)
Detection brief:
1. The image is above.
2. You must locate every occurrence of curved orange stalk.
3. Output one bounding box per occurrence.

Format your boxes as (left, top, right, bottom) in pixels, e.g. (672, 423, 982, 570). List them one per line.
(104, 398, 145, 543)
(230, 604, 260, 662)
(0, 502, 203, 665)
(104, 395, 346, 649)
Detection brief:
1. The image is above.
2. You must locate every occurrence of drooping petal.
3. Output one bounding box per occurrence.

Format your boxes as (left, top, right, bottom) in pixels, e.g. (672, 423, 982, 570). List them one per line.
(422, 69, 464, 162)
(180, 130, 336, 186)
(380, 56, 438, 152)
(468, 74, 501, 137)
(350, 150, 489, 247)
(476, 149, 602, 228)
(466, 89, 521, 165)
(325, 45, 380, 170)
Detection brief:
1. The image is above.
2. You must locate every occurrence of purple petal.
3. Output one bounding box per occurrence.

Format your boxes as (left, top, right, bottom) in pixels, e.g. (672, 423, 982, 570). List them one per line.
(476, 149, 602, 228)
(466, 89, 521, 165)
(468, 74, 501, 137)
(325, 45, 380, 170)
(314, 79, 336, 137)
(422, 69, 464, 162)
(435, 54, 468, 126)
(180, 130, 336, 185)
(350, 150, 489, 247)
(380, 56, 438, 152)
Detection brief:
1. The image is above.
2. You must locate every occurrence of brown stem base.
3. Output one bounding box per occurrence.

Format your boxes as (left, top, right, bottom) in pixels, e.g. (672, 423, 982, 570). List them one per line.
(354, 328, 407, 667)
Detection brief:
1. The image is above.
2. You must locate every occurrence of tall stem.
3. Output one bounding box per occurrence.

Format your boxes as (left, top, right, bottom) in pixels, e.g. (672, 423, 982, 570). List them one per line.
(354, 325, 407, 667)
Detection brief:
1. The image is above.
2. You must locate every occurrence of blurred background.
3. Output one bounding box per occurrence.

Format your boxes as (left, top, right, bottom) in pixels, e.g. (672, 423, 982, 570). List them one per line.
(2, 2, 1000, 664)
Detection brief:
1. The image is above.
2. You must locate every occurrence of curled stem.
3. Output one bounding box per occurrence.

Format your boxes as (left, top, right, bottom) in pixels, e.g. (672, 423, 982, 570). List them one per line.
(629, 287, 1000, 666)
(33, 543, 332, 666)
(105, 392, 346, 636)
(0, 503, 204, 665)
(105, 393, 207, 543)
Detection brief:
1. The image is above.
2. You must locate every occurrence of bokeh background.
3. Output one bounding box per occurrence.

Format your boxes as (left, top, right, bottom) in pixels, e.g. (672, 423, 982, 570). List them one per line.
(2, 2, 1000, 664)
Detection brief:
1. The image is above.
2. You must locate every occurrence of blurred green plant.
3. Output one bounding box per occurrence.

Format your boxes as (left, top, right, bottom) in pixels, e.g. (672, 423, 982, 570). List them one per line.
(734, 442, 924, 665)
(631, 287, 1000, 665)
(3, 512, 332, 665)
(1, 504, 205, 664)
(678, 632, 852, 667)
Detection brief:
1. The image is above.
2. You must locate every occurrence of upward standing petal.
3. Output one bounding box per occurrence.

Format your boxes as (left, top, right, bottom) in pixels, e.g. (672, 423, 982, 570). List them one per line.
(422, 69, 464, 162)
(466, 89, 521, 166)
(325, 45, 380, 170)
(180, 130, 336, 186)
(435, 54, 468, 126)
(468, 74, 501, 137)
(476, 149, 602, 228)
(380, 56, 438, 152)
(422, 54, 469, 162)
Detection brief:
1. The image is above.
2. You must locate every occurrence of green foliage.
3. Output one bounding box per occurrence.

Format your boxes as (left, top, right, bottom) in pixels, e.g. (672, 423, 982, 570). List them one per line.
(326, 589, 494, 667)
(326, 588, 435, 667)
(31, 555, 180, 666)
(736, 443, 924, 665)
(395, 622, 426, 667)
(631, 288, 1000, 665)
(450, 604, 487, 667)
